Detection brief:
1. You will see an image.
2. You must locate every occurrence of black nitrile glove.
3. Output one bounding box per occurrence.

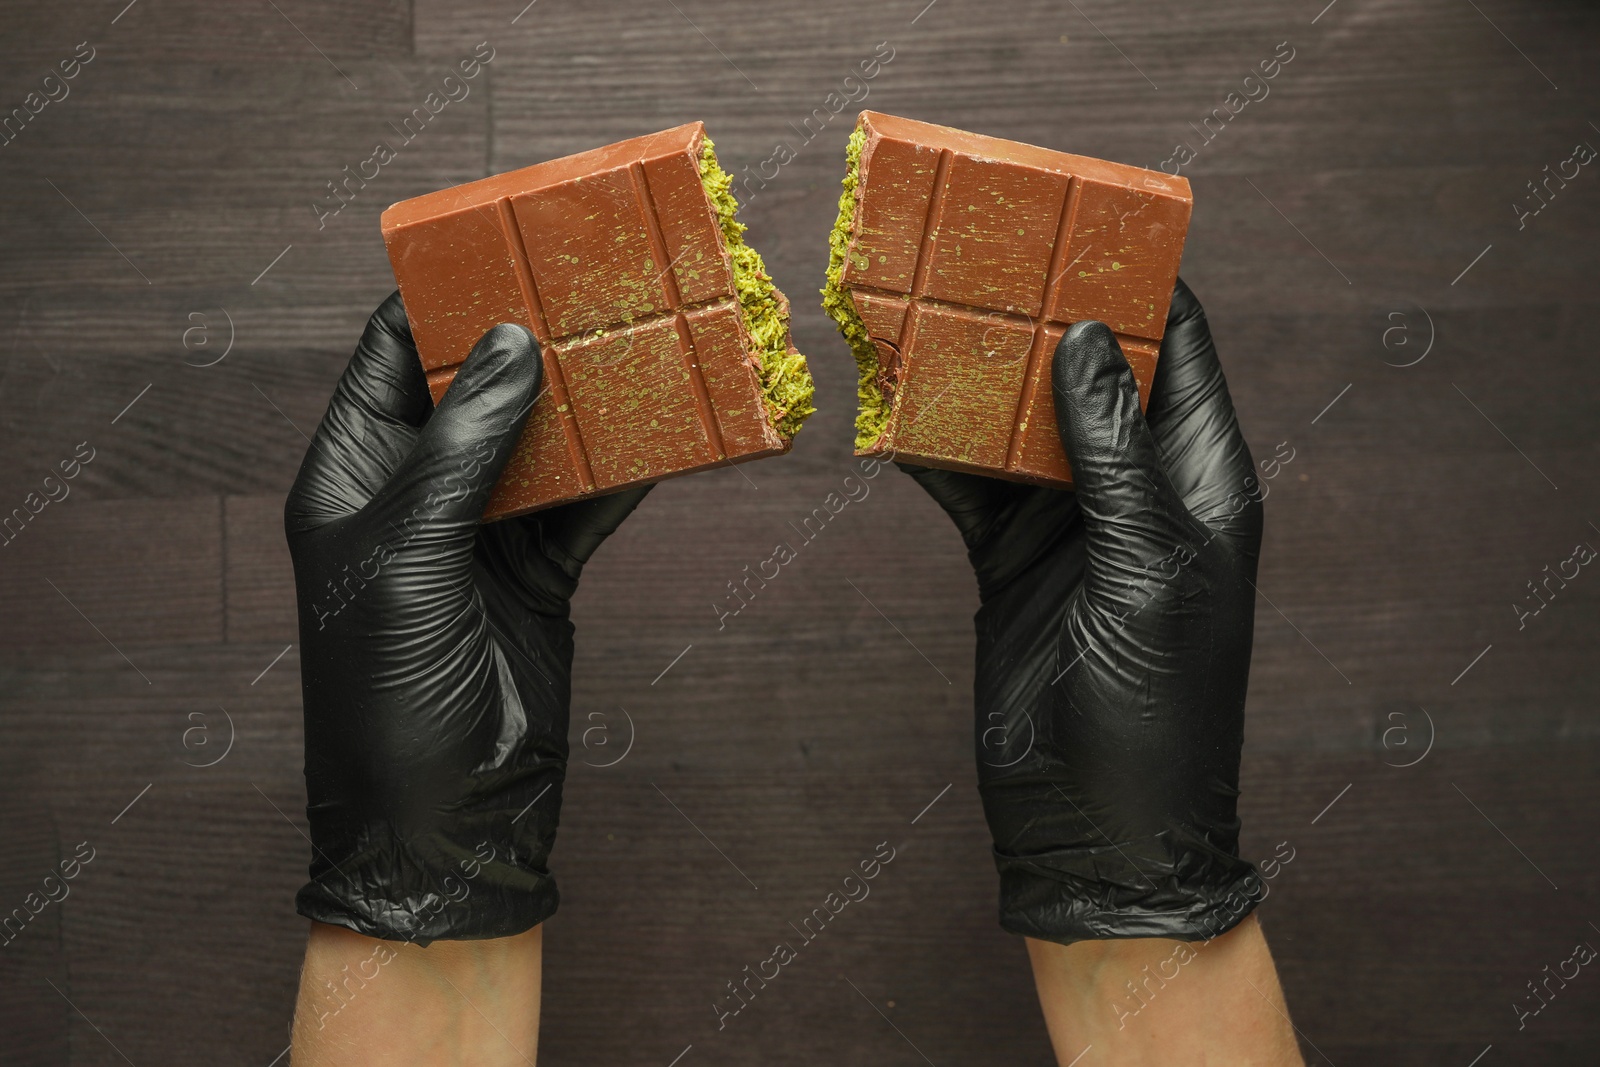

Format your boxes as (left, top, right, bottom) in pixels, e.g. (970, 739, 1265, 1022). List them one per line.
(286, 293, 649, 944)
(904, 279, 1265, 944)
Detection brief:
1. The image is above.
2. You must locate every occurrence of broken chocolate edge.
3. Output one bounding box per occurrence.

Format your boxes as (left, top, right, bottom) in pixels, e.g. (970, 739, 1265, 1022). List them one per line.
(698, 136, 816, 441)
(821, 121, 888, 453)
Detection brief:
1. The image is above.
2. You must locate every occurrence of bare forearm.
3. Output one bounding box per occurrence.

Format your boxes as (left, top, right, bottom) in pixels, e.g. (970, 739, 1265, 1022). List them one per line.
(1027, 915, 1305, 1067)
(291, 921, 542, 1066)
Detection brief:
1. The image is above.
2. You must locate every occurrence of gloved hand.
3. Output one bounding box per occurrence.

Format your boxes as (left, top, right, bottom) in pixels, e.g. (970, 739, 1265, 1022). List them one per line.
(286, 293, 649, 944)
(904, 279, 1265, 944)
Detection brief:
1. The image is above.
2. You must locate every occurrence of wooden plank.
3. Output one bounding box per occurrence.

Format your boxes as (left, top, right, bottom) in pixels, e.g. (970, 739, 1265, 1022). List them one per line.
(0, 0, 410, 65)
(0, 788, 70, 1067)
(223, 495, 296, 645)
(0, 497, 222, 654)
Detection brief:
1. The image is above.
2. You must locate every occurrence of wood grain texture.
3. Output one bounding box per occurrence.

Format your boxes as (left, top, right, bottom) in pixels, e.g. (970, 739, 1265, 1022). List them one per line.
(0, 0, 1597, 1063)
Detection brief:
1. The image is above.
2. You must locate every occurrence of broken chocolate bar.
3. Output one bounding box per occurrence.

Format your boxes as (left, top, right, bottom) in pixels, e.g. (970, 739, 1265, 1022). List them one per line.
(823, 111, 1192, 486)
(383, 122, 814, 518)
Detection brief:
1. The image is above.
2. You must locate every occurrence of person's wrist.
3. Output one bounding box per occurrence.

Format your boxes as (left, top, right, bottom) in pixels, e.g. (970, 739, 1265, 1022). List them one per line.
(293, 921, 543, 1065)
(1025, 917, 1305, 1066)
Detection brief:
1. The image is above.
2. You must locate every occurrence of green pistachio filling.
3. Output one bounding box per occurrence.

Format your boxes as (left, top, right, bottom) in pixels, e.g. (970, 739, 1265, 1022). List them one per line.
(698, 137, 815, 440)
(820, 124, 888, 452)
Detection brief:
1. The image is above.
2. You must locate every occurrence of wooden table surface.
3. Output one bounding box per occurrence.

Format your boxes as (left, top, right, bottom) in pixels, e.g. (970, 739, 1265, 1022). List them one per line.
(1, 0, 1596, 1063)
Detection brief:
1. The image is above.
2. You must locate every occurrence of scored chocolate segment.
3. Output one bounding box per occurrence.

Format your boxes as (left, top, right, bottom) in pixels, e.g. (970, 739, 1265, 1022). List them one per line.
(890, 303, 1033, 471)
(1044, 178, 1190, 339)
(841, 111, 1192, 488)
(921, 153, 1071, 317)
(558, 318, 712, 488)
(846, 136, 940, 292)
(392, 203, 534, 373)
(383, 121, 787, 518)
(642, 151, 737, 307)
(510, 169, 669, 339)
(684, 303, 776, 456)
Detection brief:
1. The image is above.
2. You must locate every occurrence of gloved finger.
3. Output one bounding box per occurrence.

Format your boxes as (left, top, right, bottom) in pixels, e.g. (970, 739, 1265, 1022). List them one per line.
(1052, 320, 1195, 582)
(287, 291, 432, 527)
(477, 484, 654, 610)
(1144, 278, 1262, 545)
(899, 461, 1080, 598)
(368, 322, 543, 533)
(543, 483, 654, 570)
(897, 461, 1022, 550)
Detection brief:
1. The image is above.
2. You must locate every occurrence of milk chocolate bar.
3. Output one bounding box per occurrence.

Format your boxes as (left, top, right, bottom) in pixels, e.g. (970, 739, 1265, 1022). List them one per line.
(823, 111, 1191, 486)
(383, 122, 814, 518)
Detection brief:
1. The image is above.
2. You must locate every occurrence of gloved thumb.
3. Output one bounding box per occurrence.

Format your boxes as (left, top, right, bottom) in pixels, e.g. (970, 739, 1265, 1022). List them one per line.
(1052, 320, 1191, 570)
(371, 322, 542, 531)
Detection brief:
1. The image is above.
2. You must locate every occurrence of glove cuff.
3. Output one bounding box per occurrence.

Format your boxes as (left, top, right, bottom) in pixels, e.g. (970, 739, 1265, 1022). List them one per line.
(295, 828, 559, 946)
(993, 844, 1265, 945)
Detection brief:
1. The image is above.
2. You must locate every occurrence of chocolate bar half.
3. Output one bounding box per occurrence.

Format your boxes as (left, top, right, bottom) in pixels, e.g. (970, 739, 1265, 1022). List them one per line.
(822, 111, 1191, 486)
(383, 122, 814, 518)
